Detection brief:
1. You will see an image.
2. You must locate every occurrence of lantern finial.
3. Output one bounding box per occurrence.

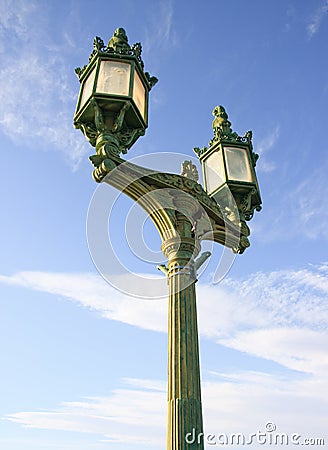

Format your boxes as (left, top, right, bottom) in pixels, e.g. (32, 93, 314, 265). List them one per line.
(212, 105, 232, 134)
(107, 28, 131, 53)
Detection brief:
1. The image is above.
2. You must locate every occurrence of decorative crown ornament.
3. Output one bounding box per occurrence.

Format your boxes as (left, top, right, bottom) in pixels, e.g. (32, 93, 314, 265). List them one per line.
(194, 105, 258, 161)
(75, 28, 158, 89)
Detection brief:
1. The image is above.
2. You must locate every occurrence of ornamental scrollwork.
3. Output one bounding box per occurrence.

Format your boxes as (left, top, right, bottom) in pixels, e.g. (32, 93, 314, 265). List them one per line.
(145, 72, 158, 88)
(149, 172, 232, 223)
(74, 28, 158, 90)
(117, 128, 145, 153)
(75, 122, 97, 146)
(180, 160, 199, 182)
(88, 36, 106, 61)
(193, 146, 208, 157)
(87, 151, 250, 253)
(74, 65, 87, 78)
(75, 99, 145, 180)
(238, 188, 262, 221)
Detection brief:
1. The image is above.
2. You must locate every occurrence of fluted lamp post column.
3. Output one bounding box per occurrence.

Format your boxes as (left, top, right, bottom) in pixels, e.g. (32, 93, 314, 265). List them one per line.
(74, 28, 262, 450)
(163, 201, 203, 450)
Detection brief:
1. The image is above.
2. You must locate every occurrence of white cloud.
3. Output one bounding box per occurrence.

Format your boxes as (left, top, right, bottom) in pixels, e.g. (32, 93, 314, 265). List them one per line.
(143, 0, 176, 58)
(253, 158, 328, 242)
(5, 373, 328, 448)
(220, 328, 328, 375)
(2, 264, 328, 446)
(0, 0, 88, 168)
(199, 266, 328, 375)
(0, 271, 168, 332)
(255, 126, 280, 173)
(202, 371, 328, 444)
(307, 0, 328, 38)
(199, 265, 328, 342)
(1, 263, 327, 375)
(0, 0, 36, 45)
(6, 378, 166, 446)
(289, 169, 328, 240)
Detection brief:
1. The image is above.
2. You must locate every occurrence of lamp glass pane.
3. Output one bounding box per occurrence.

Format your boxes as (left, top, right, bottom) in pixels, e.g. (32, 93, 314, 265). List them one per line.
(204, 150, 225, 194)
(96, 60, 131, 96)
(224, 147, 253, 182)
(79, 67, 96, 110)
(133, 69, 146, 120)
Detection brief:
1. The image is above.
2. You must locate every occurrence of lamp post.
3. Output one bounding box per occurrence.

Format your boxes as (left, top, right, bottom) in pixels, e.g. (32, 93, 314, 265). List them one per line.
(74, 28, 262, 450)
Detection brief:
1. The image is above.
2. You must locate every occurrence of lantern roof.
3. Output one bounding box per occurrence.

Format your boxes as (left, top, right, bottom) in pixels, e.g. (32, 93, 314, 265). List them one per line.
(194, 105, 259, 168)
(74, 27, 158, 90)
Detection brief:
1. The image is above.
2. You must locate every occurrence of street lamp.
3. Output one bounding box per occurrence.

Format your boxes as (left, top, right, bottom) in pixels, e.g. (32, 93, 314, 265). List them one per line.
(74, 28, 261, 450)
(194, 105, 262, 222)
(74, 27, 157, 172)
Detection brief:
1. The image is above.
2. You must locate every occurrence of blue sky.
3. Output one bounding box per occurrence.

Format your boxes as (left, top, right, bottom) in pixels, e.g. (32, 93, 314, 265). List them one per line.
(0, 0, 328, 449)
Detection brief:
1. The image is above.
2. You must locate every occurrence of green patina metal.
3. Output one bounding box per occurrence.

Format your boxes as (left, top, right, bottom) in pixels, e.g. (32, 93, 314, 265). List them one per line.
(73, 27, 158, 169)
(194, 105, 262, 225)
(75, 29, 158, 87)
(74, 29, 262, 450)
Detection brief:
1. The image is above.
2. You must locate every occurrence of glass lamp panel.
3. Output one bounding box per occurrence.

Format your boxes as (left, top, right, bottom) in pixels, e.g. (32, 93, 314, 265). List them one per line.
(224, 147, 253, 182)
(79, 67, 96, 110)
(96, 60, 131, 96)
(132, 69, 146, 120)
(203, 150, 225, 194)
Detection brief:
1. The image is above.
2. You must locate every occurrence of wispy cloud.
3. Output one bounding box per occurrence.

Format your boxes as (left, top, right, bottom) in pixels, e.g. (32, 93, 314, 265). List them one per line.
(1, 263, 327, 374)
(5, 373, 328, 447)
(0, 0, 36, 45)
(201, 266, 328, 375)
(2, 264, 328, 446)
(0, 271, 168, 332)
(255, 126, 280, 172)
(202, 371, 328, 441)
(307, 0, 328, 38)
(143, 0, 176, 58)
(0, 0, 88, 168)
(290, 168, 328, 240)
(221, 328, 328, 375)
(6, 378, 166, 446)
(253, 158, 328, 243)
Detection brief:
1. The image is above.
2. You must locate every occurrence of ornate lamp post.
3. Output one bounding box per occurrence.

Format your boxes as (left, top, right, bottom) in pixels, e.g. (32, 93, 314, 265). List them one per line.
(74, 28, 261, 450)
